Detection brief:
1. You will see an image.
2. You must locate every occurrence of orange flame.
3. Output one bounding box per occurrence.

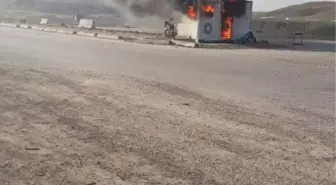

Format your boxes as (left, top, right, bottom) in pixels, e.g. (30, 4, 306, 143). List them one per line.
(187, 6, 196, 19)
(187, 4, 215, 20)
(221, 17, 232, 40)
(201, 5, 214, 14)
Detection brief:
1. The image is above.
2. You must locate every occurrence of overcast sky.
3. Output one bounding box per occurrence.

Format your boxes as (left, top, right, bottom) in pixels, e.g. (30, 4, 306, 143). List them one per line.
(253, 0, 335, 11)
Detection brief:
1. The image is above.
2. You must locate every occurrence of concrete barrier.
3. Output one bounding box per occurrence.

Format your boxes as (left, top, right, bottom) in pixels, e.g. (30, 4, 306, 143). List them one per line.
(31, 26, 45, 31)
(77, 31, 98, 37)
(97, 34, 119, 40)
(43, 27, 58, 32)
(78, 19, 95, 29)
(0, 23, 19, 27)
(57, 29, 77, 35)
(20, 24, 32, 29)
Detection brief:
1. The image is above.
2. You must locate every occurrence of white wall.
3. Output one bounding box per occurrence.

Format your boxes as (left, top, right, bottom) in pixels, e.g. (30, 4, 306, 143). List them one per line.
(78, 19, 95, 29)
(196, 0, 222, 41)
(232, 1, 253, 40)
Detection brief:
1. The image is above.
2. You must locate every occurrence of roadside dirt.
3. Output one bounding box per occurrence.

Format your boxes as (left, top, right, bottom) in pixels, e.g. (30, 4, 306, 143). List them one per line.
(0, 62, 335, 185)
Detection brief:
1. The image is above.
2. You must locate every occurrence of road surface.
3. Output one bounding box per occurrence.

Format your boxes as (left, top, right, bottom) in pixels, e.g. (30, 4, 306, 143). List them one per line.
(0, 27, 335, 185)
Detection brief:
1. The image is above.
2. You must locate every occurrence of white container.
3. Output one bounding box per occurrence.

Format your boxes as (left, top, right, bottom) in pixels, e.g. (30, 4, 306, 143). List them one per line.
(232, 1, 253, 40)
(78, 19, 95, 29)
(177, 0, 253, 42)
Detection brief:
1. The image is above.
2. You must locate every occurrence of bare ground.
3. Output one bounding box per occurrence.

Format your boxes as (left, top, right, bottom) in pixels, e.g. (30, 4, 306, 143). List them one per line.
(0, 55, 335, 185)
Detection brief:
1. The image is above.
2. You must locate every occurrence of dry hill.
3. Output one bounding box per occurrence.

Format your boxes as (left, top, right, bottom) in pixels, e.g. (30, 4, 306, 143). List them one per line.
(255, 1, 335, 21)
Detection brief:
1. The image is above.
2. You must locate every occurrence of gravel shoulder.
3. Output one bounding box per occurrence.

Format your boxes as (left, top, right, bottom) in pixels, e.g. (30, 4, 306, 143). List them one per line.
(0, 57, 334, 185)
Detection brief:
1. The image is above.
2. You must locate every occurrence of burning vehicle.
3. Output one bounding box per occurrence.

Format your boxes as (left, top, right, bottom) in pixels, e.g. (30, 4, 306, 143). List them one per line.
(176, 0, 253, 42)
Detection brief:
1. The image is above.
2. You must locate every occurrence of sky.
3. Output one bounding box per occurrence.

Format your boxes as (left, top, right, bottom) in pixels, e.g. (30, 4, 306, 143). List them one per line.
(252, 0, 336, 11)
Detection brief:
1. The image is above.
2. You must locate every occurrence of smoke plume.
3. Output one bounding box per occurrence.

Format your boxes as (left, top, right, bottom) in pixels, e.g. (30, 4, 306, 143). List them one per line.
(106, 0, 247, 29)
(223, 0, 247, 18)
(104, 0, 189, 29)
(110, 0, 247, 18)
(111, 0, 187, 18)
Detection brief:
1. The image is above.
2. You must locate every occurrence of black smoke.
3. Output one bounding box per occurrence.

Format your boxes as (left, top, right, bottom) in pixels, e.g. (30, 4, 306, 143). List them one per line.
(112, 0, 187, 18)
(112, 0, 247, 19)
(223, 0, 247, 18)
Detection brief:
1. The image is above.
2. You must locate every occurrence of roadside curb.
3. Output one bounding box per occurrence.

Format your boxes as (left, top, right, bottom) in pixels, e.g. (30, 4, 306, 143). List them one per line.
(20, 24, 32, 29)
(97, 34, 119, 40)
(198, 43, 246, 50)
(77, 31, 98, 37)
(0, 22, 119, 40)
(2, 22, 244, 49)
(170, 40, 198, 48)
(0, 23, 20, 28)
(0, 22, 163, 46)
(170, 39, 252, 49)
(57, 29, 77, 35)
(43, 27, 58, 32)
(31, 26, 45, 31)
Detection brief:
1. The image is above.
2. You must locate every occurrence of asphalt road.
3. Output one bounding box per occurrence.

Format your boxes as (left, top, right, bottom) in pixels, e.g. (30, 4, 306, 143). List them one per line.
(1, 27, 334, 115)
(0, 26, 335, 185)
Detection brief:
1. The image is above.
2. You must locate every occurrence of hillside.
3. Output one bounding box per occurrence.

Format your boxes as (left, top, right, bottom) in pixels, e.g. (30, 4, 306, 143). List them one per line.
(33, 2, 117, 15)
(0, 0, 117, 15)
(255, 1, 335, 21)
